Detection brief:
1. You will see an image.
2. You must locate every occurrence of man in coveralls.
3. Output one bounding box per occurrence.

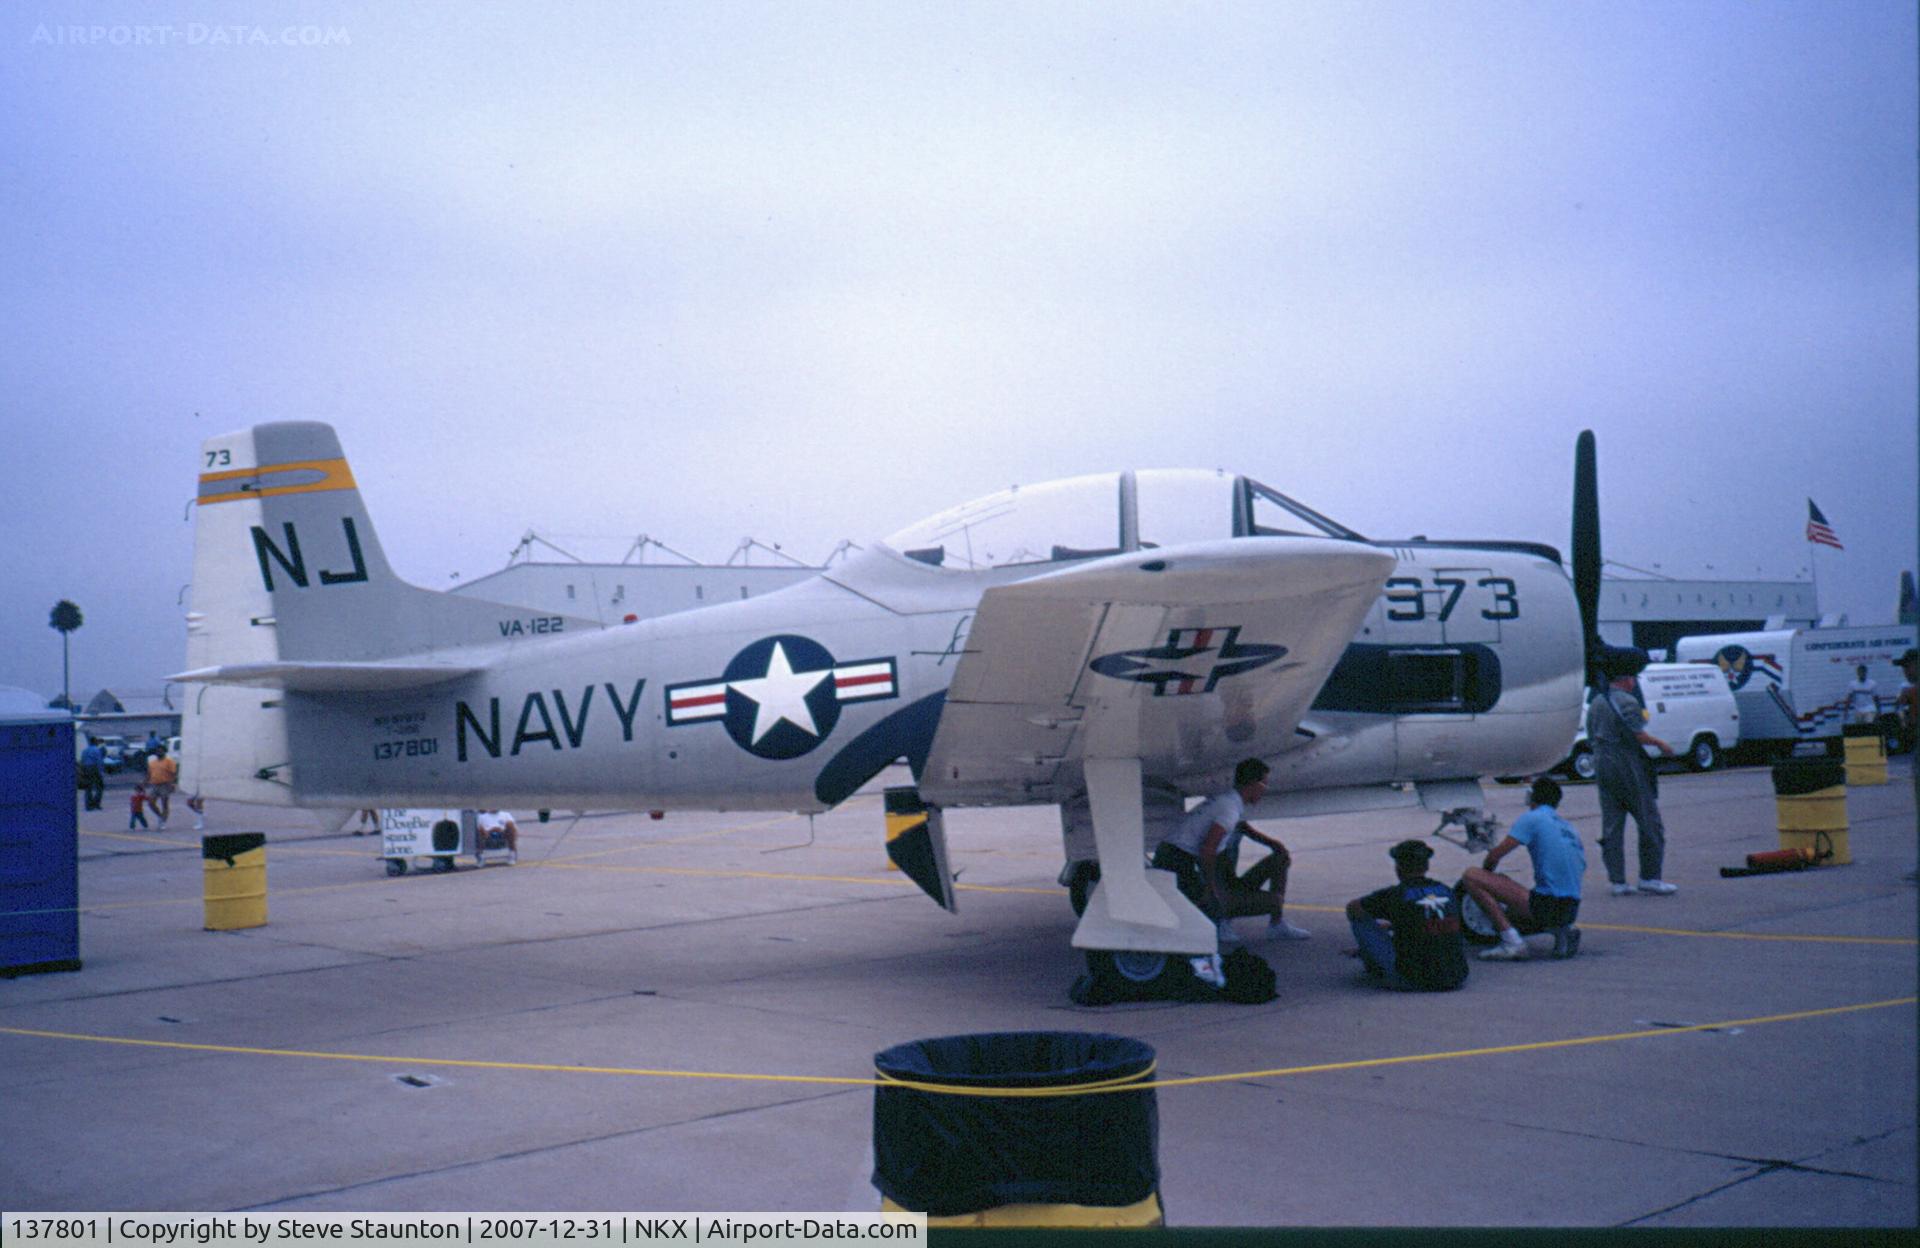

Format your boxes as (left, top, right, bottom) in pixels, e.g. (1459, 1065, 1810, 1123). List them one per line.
(1588, 646, 1676, 896)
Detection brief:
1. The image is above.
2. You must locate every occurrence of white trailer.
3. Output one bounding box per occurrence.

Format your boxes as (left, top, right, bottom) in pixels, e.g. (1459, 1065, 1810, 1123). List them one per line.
(1673, 624, 1915, 754)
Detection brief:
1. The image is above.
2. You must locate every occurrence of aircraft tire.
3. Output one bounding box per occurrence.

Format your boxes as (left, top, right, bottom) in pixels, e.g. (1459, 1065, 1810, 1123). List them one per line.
(1688, 736, 1721, 772)
(1567, 744, 1597, 783)
(1085, 949, 1186, 995)
(1454, 886, 1504, 946)
(385, 859, 407, 877)
(1067, 862, 1100, 917)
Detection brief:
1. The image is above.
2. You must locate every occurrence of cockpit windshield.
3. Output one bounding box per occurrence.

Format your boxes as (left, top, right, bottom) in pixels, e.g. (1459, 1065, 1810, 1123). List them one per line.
(884, 473, 1125, 570)
(881, 469, 1362, 571)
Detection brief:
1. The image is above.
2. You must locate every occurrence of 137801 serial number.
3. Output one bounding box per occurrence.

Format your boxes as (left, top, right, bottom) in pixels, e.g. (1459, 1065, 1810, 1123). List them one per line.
(374, 738, 439, 760)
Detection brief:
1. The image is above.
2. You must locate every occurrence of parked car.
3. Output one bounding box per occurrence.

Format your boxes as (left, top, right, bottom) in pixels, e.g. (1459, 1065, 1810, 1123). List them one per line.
(92, 735, 129, 774)
(1562, 663, 1741, 779)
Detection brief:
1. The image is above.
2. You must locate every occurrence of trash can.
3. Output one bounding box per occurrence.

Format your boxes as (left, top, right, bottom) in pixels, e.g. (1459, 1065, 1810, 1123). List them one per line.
(872, 1031, 1162, 1228)
(203, 832, 267, 930)
(1842, 723, 1888, 786)
(1771, 759, 1847, 866)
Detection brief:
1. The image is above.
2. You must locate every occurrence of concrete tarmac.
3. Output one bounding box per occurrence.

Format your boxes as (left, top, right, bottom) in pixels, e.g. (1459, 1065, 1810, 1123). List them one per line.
(4, 762, 1914, 1227)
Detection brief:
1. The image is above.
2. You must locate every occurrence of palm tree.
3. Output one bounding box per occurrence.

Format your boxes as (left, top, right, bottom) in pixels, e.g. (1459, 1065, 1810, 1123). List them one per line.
(49, 600, 83, 710)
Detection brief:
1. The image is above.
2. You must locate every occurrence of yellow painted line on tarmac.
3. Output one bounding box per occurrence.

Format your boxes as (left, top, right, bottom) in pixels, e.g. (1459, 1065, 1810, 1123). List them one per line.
(1278, 902, 1918, 947)
(4, 996, 1909, 1098)
(1142, 996, 1919, 1094)
(81, 829, 179, 848)
(534, 859, 1055, 895)
(1573, 921, 1916, 947)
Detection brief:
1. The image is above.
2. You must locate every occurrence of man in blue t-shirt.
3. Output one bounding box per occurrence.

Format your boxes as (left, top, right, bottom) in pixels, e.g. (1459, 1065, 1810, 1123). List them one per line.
(1462, 777, 1586, 961)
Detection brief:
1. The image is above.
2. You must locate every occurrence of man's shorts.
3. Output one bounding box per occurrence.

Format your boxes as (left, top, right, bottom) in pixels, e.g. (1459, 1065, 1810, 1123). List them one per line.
(1151, 843, 1219, 918)
(1529, 891, 1580, 929)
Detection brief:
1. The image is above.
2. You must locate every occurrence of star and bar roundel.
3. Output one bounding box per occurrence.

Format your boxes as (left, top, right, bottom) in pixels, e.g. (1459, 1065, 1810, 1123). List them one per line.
(665, 634, 899, 759)
(1089, 625, 1291, 696)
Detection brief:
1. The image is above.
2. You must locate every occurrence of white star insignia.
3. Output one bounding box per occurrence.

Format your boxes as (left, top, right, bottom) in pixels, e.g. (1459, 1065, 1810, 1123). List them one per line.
(729, 641, 829, 745)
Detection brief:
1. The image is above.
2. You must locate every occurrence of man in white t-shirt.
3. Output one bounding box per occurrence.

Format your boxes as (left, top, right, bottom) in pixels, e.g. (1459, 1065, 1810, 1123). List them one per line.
(1846, 666, 1879, 725)
(476, 809, 519, 866)
(1151, 757, 1309, 940)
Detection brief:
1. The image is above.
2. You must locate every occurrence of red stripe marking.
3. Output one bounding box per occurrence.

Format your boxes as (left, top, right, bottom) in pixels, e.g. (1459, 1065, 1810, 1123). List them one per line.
(672, 692, 726, 709)
(836, 673, 892, 689)
(1194, 629, 1214, 648)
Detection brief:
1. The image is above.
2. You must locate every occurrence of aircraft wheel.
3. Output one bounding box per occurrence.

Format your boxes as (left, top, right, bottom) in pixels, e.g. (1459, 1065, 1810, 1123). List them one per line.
(1085, 948, 1186, 994)
(1066, 862, 1100, 917)
(1688, 736, 1721, 772)
(1454, 886, 1504, 946)
(385, 858, 407, 877)
(431, 856, 455, 873)
(1567, 744, 1597, 782)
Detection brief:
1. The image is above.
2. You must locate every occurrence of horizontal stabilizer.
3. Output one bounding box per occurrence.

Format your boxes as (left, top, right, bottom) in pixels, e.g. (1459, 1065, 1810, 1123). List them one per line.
(169, 660, 479, 691)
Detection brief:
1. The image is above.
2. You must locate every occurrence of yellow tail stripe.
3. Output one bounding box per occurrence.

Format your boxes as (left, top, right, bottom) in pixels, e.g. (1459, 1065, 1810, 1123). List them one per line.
(197, 457, 356, 505)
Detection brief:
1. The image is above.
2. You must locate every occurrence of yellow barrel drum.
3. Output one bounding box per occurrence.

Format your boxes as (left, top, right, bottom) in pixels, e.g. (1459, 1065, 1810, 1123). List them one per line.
(1770, 759, 1848, 866)
(1842, 723, 1889, 786)
(202, 832, 267, 930)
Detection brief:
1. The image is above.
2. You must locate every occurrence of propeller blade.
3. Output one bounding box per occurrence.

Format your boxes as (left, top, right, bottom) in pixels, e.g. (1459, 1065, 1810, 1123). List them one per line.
(1573, 430, 1601, 688)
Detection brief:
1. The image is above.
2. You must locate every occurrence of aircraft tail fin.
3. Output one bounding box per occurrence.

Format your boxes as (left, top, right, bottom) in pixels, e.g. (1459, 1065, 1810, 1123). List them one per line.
(177, 422, 584, 804)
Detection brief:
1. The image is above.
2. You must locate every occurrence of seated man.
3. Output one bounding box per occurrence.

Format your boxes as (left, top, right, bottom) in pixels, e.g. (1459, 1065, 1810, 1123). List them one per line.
(475, 809, 519, 865)
(1151, 757, 1309, 940)
(1462, 777, 1586, 961)
(1346, 840, 1469, 991)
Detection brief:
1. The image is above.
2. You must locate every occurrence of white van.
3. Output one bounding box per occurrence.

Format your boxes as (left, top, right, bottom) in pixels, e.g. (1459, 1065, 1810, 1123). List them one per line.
(1563, 663, 1740, 779)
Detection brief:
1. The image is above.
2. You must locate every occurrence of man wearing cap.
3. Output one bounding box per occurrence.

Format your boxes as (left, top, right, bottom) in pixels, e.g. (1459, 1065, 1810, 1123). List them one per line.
(1462, 777, 1586, 961)
(1345, 839, 1468, 991)
(1588, 647, 1676, 896)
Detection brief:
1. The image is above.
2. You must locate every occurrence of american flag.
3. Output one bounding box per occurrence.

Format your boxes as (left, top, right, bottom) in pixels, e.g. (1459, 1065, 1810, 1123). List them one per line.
(1805, 499, 1843, 550)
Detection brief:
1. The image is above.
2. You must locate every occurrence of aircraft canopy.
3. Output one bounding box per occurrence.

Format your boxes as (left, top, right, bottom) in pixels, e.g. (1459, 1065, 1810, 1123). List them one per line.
(884, 469, 1363, 572)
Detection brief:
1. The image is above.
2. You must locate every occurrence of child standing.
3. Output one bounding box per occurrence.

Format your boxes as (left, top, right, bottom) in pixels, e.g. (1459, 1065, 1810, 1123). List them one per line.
(130, 783, 150, 830)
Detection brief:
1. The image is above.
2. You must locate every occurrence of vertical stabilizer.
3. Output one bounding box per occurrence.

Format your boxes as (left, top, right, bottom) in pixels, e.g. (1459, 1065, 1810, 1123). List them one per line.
(180, 422, 586, 804)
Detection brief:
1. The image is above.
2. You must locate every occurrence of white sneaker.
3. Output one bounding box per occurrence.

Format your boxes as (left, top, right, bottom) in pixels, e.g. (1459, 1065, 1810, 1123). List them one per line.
(1479, 939, 1530, 961)
(1610, 882, 1635, 896)
(1189, 955, 1227, 988)
(505, 851, 518, 865)
(1269, 918, 1312, 941)
(474, 852, 486, 866)
(1638, 879, 1677, 895)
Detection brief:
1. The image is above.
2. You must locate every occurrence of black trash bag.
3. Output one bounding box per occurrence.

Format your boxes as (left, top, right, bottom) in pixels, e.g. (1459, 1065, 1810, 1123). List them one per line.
(1771, 759, 1846, 796)
(1218, 947, 1278, 1003)
(872, 1031, 1158, 1217)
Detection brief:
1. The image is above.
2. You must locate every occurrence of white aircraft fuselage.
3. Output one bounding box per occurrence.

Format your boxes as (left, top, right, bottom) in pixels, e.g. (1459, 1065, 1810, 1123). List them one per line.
(177, 422, 1585, 960)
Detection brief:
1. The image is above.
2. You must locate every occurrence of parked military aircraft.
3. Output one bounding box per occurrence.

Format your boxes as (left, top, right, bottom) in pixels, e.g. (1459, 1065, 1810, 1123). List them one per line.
(176, 423, 1606, 985)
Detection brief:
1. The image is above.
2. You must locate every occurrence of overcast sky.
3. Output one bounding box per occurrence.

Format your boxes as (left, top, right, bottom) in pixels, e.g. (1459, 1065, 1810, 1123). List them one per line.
(2, 2, 1914, 704)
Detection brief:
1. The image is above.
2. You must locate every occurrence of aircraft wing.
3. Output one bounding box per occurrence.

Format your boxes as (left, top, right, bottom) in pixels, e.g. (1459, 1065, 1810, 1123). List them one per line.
(921, 537, 1395, 803)
(168, 660, 480, 691)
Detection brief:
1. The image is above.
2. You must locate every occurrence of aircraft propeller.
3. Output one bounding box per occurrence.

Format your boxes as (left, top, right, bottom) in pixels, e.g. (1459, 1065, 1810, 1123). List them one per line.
(1573, 429, 1602, 690)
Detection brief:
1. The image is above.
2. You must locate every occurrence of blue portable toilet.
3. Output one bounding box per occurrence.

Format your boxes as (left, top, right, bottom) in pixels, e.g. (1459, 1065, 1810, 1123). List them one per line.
(0, 713, 82, 976)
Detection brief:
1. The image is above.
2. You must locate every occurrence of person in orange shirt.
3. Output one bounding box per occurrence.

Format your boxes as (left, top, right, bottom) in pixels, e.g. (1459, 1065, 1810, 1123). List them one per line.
(146, 748, 180, 827)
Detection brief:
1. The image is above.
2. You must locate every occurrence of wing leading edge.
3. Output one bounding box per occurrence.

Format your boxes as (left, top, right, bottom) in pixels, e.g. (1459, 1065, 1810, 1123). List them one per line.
(921, 537, 1397, 803)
